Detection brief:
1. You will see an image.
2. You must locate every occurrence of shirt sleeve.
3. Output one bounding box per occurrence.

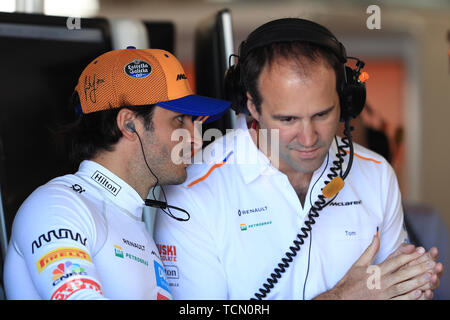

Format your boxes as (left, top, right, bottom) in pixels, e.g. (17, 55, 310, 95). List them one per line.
(373, 162, 409, 265)
(153, 184, 228, 300)
(5, 184, 106, 300)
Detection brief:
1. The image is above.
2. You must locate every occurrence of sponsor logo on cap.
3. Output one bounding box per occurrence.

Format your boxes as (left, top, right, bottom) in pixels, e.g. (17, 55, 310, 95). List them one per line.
(124, 59, 152, 78)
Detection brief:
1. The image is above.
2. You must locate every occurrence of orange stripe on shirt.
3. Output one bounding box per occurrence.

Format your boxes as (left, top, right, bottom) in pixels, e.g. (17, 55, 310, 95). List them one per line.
(187, 152, 233, 188)
(187, 162, 226, 187)
(345, 150, 382, 164)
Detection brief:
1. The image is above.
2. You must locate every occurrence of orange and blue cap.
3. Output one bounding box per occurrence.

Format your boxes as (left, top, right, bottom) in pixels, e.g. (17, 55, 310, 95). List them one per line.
(74, 47, 230, 122)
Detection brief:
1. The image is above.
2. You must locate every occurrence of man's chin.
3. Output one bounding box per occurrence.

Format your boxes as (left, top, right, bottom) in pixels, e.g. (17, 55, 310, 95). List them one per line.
(164, 167, 188, 186)
(282, 153, 327, 175)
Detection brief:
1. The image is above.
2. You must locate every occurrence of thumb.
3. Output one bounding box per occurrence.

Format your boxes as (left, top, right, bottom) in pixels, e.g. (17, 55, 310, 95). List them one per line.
(354, 235, 380, 267)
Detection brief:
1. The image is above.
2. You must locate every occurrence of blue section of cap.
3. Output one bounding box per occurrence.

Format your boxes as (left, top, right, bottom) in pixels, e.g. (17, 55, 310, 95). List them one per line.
(157, 95, 231, 122)
(74, 102, 83, 117)
(126, 46, 136, 49)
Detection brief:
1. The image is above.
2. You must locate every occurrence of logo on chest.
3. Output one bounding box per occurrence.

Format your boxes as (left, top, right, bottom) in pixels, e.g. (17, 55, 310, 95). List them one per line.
(237, 205, 268, 217)
(156, 244, 177, 262)
(329, 200, 362, 207)
(113, 244, 148, 267)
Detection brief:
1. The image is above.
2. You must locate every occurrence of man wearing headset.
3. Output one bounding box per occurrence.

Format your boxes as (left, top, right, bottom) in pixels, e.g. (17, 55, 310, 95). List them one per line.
(154, 18, 443, 300)
(3, 48, 230, 299)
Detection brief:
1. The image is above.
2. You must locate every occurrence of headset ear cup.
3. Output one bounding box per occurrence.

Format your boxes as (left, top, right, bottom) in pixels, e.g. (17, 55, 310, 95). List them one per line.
(224, 63, 248, 115)
(340, 66, 366, 121)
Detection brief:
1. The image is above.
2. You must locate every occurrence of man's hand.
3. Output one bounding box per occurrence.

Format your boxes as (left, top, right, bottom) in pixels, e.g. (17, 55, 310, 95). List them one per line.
(315, 235, 436, 300)
(394, 243, 444, 300)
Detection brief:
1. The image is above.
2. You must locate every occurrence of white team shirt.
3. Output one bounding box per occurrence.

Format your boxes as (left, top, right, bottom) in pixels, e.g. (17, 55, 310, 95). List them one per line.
(154, 116, 408, 300)
(4, 160, 172, 300)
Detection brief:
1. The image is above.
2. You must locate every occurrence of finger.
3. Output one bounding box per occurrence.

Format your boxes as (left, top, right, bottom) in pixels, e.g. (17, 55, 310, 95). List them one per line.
(388, 243, 416, 259)
(399, 243, 417, 254)
(388, 271, 433, 297)
(391, 289, 422, 300)
(389, 259, 435, 286)
(354, 235, 380, 267)
(398, 251, 429, 271)
(435, 262, 444, 278)
(415, 271, 441, 292)
(380, 247, 426, 275)
(424, 289, 434, 300)
(428, 247, 439, 260)
(430, 273, 440, 290)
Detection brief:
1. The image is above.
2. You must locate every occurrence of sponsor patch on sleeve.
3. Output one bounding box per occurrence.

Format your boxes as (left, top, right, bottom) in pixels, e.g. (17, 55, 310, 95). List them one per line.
(36, 247, 92, 273)
(51, 278, 103, 300)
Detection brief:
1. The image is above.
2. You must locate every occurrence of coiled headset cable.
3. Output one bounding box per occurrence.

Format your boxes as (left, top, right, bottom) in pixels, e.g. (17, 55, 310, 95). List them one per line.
(251, 120, 354, 300)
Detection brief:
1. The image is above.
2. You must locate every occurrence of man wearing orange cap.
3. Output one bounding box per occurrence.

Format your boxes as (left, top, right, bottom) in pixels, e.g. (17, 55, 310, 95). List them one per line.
(3, 47, 230, 299)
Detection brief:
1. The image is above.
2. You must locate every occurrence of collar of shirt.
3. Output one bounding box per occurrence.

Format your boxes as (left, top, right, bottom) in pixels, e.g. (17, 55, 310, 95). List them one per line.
(76, 160, 145, 220)
(232, 116, 341, 178)
(230, 116, 346, 214)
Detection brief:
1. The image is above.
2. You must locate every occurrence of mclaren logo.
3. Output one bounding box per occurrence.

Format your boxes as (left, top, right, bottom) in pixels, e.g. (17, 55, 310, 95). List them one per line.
(329, 200, 362, 207)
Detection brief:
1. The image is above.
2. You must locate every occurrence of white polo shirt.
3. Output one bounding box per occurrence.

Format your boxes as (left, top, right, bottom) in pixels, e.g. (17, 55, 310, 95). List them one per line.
(154, 116, 408, 300)
(4, 160, 172, 300)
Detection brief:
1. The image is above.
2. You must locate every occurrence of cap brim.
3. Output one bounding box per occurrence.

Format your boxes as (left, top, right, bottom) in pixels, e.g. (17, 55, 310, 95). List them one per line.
(157, 95, 231, 123)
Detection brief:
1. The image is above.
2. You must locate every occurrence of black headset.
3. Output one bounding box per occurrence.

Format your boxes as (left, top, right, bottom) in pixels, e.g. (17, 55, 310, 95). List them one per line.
(223, 18, 367, 300)
(224, 18, 367, 122)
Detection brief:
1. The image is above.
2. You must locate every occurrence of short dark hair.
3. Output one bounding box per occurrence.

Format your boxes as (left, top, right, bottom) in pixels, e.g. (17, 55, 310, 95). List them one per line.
(63, 92, 155, 164)
(241, 41, 344, 113)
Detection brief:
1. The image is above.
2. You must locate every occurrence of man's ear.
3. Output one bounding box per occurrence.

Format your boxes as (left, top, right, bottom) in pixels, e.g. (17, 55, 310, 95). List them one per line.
(246, 92, 260, 122)
(116, 108, 137, 141)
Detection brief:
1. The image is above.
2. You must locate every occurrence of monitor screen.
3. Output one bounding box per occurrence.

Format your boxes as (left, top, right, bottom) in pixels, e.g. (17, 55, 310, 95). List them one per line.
(194, 9, 236, 139)
(143, 21, 175, 53)
(0, 12, 112, 246)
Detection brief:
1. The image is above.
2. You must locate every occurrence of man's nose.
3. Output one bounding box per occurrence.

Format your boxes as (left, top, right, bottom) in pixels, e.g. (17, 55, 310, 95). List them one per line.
(297, 121, 318, 148)
(189, 118, 203, 154)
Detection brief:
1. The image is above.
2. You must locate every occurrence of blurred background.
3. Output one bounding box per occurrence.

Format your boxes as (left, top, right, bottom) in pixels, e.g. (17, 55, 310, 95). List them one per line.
(0, 0, 449, 298)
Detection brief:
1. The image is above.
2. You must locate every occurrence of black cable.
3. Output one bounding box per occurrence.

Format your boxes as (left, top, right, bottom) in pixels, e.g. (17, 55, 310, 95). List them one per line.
(251, 121, 354, 300)
(301, 149, 337, 300)
(302, 228, 312, 300)
(134, 129, 190, 222)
